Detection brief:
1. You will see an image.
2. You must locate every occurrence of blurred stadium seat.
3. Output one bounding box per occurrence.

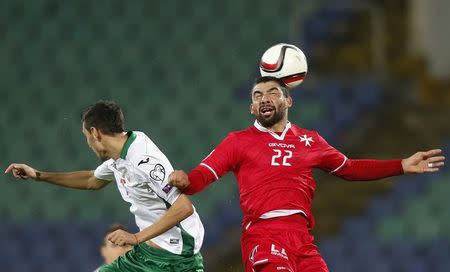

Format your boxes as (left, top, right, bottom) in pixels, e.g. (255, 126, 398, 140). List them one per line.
(1, 0, 448, 271)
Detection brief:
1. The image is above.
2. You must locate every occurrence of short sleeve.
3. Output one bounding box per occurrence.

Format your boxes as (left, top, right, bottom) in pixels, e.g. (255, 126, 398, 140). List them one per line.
(316, 132, 348, 173)
(94, 159, 115, 182)
(135, 154, 181, 205)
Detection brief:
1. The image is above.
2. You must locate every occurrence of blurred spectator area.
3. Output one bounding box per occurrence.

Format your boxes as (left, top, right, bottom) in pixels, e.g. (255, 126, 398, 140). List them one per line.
(0, 0, 448, 271)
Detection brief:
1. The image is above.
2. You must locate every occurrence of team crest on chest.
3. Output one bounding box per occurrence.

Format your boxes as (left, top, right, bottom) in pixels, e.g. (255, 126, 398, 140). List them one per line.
(299, 134, 314, 147)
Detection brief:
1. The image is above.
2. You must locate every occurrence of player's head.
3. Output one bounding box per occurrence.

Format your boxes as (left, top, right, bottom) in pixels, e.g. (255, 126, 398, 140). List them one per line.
(100, 224, 132, 264)
(81, 100, 125, 161)
(250, 76, 292, 128)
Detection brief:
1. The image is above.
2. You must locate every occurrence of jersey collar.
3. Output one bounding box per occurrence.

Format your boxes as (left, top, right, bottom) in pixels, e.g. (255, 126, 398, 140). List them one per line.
(120, 131, 137, 159)
(253, 120, 292, 140)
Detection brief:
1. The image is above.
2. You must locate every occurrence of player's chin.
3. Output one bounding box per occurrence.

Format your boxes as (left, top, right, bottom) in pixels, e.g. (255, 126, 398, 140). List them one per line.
(257, 116, 271, 125)
(257, 115, 277, 128)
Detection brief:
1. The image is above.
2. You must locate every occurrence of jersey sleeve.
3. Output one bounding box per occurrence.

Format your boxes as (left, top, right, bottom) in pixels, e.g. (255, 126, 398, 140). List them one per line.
(315, 132, 404, 180)
(333, 159, 403, 181)
(94, 160, 115, 182)
(135, 155, 181, 205)
(315, 132, 348, 173)
(199, 133, 239, 180)
(184, 133, 240, 194)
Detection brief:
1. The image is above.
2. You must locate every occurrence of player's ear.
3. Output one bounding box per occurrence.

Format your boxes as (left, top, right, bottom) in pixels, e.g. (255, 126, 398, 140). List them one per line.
(249, 103, 255, 115)
(91, 127, 101, 141)
(286, 96, 293, 108)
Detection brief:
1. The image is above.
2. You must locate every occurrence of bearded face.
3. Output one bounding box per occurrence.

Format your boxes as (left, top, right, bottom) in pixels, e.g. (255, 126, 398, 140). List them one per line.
(250, 81, 291, 129)
(255, 100, 287, 128)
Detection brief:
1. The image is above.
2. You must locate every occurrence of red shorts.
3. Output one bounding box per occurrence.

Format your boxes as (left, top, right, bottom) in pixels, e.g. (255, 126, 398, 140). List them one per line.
(241, 214, 328, 272)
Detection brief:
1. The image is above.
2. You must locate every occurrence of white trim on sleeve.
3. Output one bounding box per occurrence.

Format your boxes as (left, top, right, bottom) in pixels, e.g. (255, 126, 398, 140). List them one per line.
(329, 155, 348, 174)
(253, 259, 269, 265)
(200, 163, 219, 180)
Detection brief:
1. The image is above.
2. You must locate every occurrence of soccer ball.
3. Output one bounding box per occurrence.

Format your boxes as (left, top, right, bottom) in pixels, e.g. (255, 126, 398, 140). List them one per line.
(259, 43, 308, 88)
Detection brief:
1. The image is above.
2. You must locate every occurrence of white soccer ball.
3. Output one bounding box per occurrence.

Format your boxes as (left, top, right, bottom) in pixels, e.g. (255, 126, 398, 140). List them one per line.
(259, 43, 308, 88)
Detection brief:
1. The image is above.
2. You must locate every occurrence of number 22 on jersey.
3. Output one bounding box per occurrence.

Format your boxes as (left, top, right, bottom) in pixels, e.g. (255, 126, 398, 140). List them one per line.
(271, 149, 292, 166)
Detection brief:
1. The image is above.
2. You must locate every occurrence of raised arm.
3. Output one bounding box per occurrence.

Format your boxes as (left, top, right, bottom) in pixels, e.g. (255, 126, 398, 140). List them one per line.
(5, 163, 109, 190)
(107, 194, 194, 246)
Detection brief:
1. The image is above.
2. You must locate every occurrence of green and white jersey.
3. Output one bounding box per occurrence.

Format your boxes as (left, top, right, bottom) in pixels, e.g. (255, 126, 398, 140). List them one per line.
(94, 131, 204, 256)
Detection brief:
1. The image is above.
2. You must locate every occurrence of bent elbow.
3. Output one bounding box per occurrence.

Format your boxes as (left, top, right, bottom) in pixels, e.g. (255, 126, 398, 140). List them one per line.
(340, 175, 359, 182)
(176, 195, 195, 219)
(86, 180, 106, 190)
(178, 203, 194, 220)
(184, 204, 194, 217)
(86, 185, 101, 190)
(340, 175, 355, 182)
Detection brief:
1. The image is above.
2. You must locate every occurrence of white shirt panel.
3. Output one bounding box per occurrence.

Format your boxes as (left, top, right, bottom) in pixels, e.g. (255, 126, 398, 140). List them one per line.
(94, 131, 204, 255)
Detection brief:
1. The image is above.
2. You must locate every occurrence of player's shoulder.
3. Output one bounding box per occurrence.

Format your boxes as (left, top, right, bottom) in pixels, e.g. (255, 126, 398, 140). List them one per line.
(125, 131, 155, 159)
(96, 158, 114, 169)
(132, 130, 147, 141)
(126, 131, 169, 163)
(290, 124, 327, 144)
(225, 126, 256, 140)
(130, 130, 156, 146)
(290, 123, 318, 136)
(230, 126, 253, 136)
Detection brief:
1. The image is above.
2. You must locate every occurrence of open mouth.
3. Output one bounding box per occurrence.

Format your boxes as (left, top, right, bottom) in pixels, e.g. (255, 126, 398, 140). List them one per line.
(260, 106, 274, 117)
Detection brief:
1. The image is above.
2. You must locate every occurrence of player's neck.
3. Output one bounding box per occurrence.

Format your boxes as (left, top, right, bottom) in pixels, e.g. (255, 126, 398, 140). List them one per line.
(268, 119, 289, 133)
(108, 132, 130, 160)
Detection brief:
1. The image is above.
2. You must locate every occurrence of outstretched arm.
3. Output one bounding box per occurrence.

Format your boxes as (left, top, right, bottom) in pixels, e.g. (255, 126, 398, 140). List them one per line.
(4, 163, 109, 190)
(334, 149, 445, 181)
(107, 194, 194, 246)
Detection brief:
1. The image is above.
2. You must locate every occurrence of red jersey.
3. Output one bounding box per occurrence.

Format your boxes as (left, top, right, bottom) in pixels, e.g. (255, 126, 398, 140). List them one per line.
(187, 121, 403, 229)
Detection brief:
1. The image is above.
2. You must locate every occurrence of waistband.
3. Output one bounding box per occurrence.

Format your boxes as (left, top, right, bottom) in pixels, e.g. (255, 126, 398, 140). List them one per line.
(244, 213, 309, 232)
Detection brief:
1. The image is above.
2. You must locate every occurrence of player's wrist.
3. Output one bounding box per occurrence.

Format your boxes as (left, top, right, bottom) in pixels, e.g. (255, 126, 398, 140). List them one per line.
(400, 159, 410, 174)
(133, 233, 140, 245)
(34, 170, 42, 181)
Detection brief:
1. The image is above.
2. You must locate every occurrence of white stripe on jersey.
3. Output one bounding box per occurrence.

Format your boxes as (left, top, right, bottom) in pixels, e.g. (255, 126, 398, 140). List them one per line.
(329, 155, 348, 174)
(253, 258, 269, 265)
(200, 162, 219, 180)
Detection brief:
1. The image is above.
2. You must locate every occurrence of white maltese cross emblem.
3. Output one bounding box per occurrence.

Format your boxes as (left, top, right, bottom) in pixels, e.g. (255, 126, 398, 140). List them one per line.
(299, 134, 314, 147)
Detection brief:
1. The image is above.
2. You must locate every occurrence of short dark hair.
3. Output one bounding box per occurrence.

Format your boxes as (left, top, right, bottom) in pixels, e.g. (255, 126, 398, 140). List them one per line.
(252, 76, 290, 97)
(81, 100, 125, 135)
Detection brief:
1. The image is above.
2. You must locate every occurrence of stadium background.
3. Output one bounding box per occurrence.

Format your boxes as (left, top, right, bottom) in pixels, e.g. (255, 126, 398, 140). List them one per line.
(0, 0, 449, 271)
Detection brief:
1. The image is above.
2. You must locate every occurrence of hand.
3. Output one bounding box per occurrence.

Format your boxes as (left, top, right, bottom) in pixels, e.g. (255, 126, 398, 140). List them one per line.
(402, 149, 445, 174)
(5, 163, 38, 180)
(107, 229, 139, 246)
(168, 170, 190, 190)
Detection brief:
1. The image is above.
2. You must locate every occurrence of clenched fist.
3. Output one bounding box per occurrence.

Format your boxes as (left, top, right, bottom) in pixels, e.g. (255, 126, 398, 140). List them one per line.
(168, 170, 190, 190)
